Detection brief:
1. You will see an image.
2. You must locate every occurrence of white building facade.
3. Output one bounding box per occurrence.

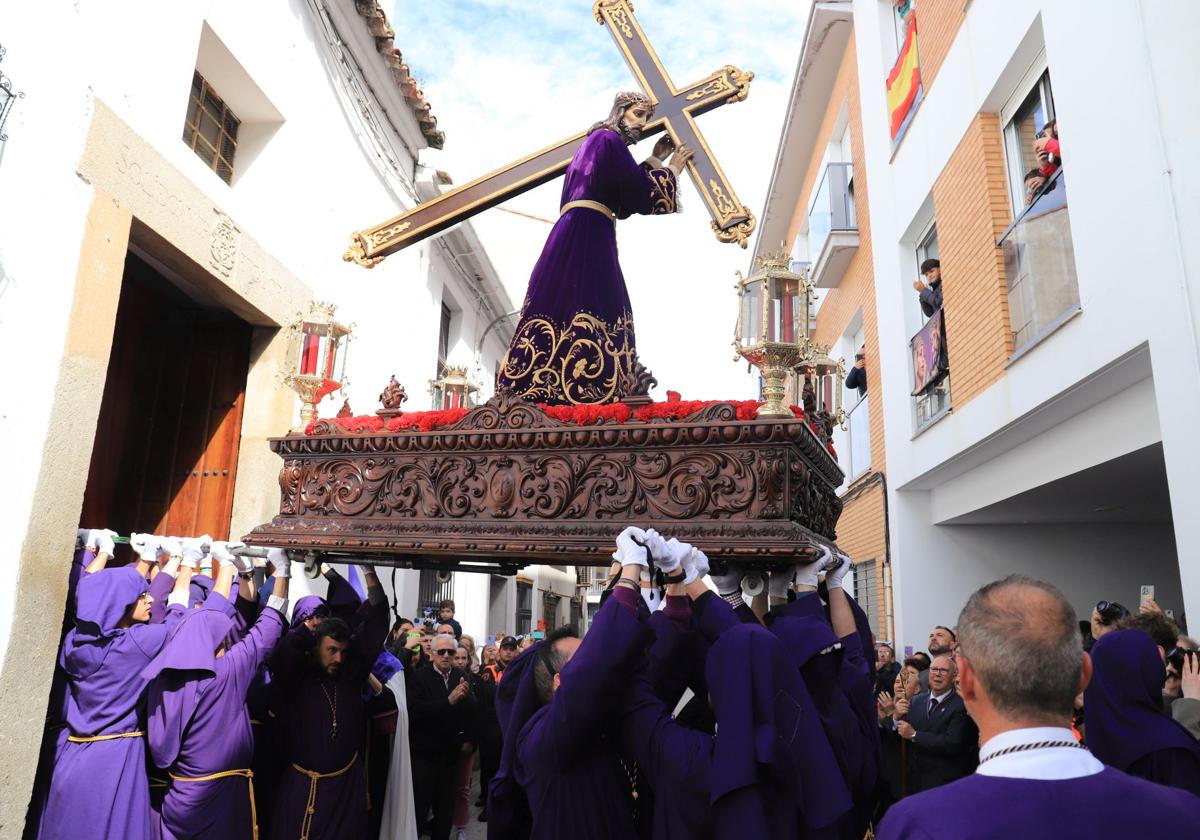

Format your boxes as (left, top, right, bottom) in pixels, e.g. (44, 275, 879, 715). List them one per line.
(843, 0, 1200, 651)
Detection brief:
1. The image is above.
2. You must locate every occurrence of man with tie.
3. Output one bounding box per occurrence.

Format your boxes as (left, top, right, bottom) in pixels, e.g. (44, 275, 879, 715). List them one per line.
(892, 653, 978, 792)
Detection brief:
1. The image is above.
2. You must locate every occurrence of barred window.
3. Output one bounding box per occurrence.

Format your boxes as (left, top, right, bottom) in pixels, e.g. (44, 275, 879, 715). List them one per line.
(853, 558, 880, 636)
(183, 70, 239, 184)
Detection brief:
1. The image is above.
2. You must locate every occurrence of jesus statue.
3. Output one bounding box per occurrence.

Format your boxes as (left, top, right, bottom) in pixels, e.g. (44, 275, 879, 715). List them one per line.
(496, 91, 693, 405)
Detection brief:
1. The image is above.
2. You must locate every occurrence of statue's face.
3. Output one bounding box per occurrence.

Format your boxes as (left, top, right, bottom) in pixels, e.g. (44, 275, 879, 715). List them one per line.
(621, 104, 652, 134)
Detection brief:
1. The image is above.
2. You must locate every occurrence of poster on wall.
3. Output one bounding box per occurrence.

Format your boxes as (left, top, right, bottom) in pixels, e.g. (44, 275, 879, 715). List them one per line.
(886, 11, 924, 149)
(910, 308, 948, 396)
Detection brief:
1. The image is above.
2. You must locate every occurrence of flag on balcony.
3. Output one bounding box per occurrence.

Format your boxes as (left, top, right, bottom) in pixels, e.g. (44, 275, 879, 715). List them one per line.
(886, 13, 923, 147)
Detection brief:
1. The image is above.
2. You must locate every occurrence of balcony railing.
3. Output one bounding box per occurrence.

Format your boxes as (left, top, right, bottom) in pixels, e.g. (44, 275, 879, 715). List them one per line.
(808, 163, 858, 287)
(998, 168, 1080, 356)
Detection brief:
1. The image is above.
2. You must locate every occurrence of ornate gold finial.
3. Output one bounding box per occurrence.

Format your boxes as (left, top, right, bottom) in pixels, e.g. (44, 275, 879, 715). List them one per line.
(724, 66, 754, 103)
(712, 212, 756, 249)
(756, 249, 794, 272)
(343, 233, 384, 269)
(593, 0, 634, 25)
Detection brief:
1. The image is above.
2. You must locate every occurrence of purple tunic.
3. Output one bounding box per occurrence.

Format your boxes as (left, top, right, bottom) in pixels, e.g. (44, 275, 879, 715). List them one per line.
(39, 568, 184, 840)
(1085, 628, 1200, 795)
(497, 128, 678, 405)
(266, 598, 388, 840)
(490, 587, 652, 839)
(876, 767, 1200, 839)
(143, 606, 286, 840)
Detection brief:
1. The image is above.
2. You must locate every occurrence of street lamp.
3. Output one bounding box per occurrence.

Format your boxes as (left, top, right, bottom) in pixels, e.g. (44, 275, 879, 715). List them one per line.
(734, 251, 817, 418)
(284, 301, 352, 429)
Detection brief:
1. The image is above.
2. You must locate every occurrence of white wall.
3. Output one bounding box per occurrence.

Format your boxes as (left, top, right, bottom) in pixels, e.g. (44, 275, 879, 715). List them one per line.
(0, 0, 515, 663)
(850, 0, 1200, 633)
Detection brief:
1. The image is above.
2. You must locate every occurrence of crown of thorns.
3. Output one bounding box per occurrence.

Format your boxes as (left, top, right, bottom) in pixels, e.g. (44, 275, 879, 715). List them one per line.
(614, 91, 653, 111)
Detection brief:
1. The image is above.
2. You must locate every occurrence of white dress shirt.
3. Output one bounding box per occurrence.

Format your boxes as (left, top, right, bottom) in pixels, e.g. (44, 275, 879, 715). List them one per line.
(975, 725, 1104, 780)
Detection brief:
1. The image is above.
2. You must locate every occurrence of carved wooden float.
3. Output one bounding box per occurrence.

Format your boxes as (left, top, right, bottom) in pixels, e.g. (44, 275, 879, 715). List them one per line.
(244, 391, 843, 573)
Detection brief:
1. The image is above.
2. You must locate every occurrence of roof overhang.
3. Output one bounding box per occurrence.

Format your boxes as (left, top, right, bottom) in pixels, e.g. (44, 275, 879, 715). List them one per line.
(751, 1, 854, 266)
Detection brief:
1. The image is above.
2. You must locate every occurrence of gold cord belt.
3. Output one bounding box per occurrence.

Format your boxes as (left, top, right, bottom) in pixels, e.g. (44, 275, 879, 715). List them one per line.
(560, 199, 616, 221)
(67, 730, 144, 742)
(169, 768, 258, 840)
(290, 752, 358, 840)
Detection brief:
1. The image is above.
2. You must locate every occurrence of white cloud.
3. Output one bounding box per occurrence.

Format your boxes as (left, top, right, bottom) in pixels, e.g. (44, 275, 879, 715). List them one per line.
(393, 0, 810, 400)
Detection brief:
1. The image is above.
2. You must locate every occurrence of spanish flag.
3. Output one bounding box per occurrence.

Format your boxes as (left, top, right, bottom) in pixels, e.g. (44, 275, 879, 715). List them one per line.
(886, 14, 923, 144)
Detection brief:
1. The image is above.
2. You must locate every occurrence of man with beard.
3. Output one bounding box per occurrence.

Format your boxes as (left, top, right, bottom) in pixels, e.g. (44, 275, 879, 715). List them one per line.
(496, 91, 693, 405)
(927, 626, 957, 657)
(267, 564, 388, 840)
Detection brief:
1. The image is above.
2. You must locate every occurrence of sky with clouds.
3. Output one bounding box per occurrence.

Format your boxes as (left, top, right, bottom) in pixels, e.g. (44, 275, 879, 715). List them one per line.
(393, 0, 811, 400)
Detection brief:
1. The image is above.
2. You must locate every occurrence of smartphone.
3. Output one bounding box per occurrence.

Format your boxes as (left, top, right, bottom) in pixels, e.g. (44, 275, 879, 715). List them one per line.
(1140, 585, 1155, 610)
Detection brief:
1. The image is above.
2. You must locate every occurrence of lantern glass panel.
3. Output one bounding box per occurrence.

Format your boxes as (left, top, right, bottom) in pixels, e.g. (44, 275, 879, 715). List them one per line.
(768, 276, 802, 344)
(330, 336, 349, 384)
(740, 277, 764, 347)
(299, 331, 321, 376)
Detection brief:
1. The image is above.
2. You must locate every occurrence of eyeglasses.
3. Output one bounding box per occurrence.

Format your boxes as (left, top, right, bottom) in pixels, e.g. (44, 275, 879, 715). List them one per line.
(432, 649, 455, 657)
(929, 667, 953, 675)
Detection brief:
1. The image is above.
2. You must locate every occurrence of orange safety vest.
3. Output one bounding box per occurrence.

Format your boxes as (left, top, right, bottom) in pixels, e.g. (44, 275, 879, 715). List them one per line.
(483, 663, 504, 684)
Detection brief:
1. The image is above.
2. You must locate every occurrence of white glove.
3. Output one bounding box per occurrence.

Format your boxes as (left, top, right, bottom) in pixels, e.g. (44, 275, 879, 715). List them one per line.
(178, 536, 209, 570)
(769, 567, 795, 600)
(709, 566, 743, 597)
(794, 545, 831, 588)
(87, 528, 118, 556)
(824, 550, 852, 590)
(267, 548, 291, 579)
(612, 526, 650, 567)
(641, 528, 670, 564)
(682, 546, 709, 585)
(657, 538, 691, 575)
(130, 533, 162, 565)
(212, 541, 252, 574)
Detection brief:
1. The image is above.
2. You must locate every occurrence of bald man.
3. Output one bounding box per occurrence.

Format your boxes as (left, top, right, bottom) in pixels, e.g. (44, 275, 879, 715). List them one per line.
(879, 576, 1200, 839)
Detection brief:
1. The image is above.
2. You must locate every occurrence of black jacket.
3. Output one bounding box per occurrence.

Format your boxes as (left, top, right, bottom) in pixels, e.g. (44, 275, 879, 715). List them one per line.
(919, 280, 943, 318)
(900, 689, 978, 793)
(406, 664, 478, 757)
(845, 364, 868, 396)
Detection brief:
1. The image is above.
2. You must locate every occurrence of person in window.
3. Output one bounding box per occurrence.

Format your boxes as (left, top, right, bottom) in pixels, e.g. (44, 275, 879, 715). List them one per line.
(1023, 169, 1048, 206)
(845, 344, 867, 396)
(1034, 119, 1061, 178)
(913, 259, 942, 317)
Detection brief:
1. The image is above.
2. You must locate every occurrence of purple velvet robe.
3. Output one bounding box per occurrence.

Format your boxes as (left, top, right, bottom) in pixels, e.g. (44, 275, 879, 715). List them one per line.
(266, 598, 388, 840)
(876, 767, 1200, 839)
(38, 568, 184, 840)
(1085, 628, 1200, 795)
(489, 586, 652, 839)
(766, 593, 880, 839)
(496, 128, 678, 405)
(143, 605, 286, 840)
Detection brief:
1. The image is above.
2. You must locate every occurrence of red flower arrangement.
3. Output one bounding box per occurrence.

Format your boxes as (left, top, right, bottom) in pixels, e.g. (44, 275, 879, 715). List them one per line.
(304, 397, 837, 457)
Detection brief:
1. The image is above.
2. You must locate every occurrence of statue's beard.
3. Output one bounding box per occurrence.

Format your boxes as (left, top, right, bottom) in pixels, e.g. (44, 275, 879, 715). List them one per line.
(617, 122, 644, 145)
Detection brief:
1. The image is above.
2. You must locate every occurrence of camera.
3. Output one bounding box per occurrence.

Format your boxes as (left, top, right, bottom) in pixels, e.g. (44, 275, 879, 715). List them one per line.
(1168, 646, 1194, 671)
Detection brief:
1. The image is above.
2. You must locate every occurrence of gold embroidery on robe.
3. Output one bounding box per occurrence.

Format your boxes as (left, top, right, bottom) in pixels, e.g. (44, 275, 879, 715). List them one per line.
(498, 311, 636, 405)
(643, 164, 678, 215)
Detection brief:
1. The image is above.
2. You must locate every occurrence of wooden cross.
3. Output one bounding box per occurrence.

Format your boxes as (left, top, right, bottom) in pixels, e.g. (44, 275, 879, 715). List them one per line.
(344, 0, 756, 268)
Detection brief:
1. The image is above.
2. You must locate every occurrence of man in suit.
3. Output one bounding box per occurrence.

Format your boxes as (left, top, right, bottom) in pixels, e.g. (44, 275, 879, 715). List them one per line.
(878, 575, 1200, 839)
(407, 632, 477, 840)
(892, 653, 978, 792)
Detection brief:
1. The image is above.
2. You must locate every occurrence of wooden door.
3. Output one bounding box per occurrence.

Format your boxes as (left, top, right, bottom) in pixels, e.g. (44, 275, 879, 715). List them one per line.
(80, 253, 252, 542)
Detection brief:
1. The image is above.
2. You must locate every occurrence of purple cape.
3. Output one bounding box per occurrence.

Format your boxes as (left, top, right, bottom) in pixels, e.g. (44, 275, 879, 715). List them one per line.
(1085, 629, 1200, 770)
(496, 127, 677, 405)
(61, 567, 149, 679)
(487, 641, 542, 838)
(141, 607, 235, 768)
(708, 623, 853, 829)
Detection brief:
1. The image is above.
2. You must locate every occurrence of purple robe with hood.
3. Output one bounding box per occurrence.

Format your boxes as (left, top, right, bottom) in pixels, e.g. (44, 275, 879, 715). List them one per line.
(766, 592, 880, 839)
(1085, 628, 1200, 795)
(142, 601, 286, 840)
(265, 593, 388, 840)
(38, 567, 184, 840)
